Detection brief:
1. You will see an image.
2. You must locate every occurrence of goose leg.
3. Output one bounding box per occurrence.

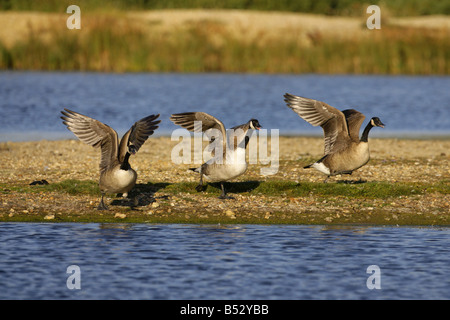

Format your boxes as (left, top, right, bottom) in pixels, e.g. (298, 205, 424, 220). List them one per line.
(195, 173, 205, 192)
(97, 194, 109, 210)
(323, 176, 330, 183)
(218, 182, 234, 200)
(132, 195, 139, 207)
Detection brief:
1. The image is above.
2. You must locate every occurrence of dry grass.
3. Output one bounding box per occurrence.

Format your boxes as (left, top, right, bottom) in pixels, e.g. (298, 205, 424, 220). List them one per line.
(0, 10, 449, 73)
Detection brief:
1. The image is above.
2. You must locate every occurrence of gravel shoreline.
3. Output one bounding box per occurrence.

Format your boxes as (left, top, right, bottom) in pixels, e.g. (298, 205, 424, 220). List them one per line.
(1, 137, 449, 225)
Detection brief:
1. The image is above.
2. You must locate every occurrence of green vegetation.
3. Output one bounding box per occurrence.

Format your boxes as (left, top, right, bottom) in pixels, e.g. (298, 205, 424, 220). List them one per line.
(1, 178, 448, 225)
(1, 0, 449, 16)
(4, 178, 446, 198)
(0, 14, 448, 74)
(162, 179, 448, 199)
(41, 179, 100, 195)
(1, 0, 448, 74)
(1, 180, 99, 195)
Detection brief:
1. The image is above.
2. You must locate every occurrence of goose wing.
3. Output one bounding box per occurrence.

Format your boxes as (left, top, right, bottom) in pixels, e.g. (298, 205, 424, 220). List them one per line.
(61, 108, 119, 173)
(170, 112, 227, 154)
(118, 114, 161, 162)
(342, 109, 365, 142)
(284, 93, 350, 155)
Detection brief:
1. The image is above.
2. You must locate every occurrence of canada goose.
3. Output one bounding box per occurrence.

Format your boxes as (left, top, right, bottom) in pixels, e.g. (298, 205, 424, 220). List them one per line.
(61, 109, 160, 209)
(284, 93, 384, 182)
(170, 112, 261, 199)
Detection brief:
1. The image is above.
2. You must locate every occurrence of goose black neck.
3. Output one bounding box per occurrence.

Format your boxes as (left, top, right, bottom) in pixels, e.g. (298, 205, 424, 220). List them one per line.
(120, 152, 131, 170)
(360, 122, 373, 142)
(244, 136, 250, 148)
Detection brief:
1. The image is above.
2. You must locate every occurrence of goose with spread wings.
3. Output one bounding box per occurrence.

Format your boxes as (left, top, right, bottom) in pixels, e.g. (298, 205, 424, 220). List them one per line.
(170, 112, 261, 199)
(61, 109, 160, 209)
(284, 93, 384, 182)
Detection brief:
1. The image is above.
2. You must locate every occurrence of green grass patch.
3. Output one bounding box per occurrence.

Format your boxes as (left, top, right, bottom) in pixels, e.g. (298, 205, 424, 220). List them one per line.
(42, 179, 100, 195)
(1, 179, 448, 225)
(2, 179, 447, 199)
(424, 180, 450, 194)
(247, 180, 425, 199)
(161, 180, 435, 199)
(1, 179, 99, 196)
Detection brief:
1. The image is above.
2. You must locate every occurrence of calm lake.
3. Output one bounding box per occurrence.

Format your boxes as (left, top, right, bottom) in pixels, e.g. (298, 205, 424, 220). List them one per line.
(0, 223, 448, 300)
(0, 72, 449, 141)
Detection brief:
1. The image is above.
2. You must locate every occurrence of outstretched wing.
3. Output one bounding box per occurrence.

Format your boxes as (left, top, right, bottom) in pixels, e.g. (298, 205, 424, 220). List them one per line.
(61, 108, 119, 172)
(118, 114, 161, 162)
(170, 112, 227, 155)
(284, 93, 350, 154)
(342, 109, 365, 142)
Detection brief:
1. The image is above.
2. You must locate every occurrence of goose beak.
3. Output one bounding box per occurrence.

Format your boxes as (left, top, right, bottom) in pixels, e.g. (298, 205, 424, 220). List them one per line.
(372, 117, 385, 128)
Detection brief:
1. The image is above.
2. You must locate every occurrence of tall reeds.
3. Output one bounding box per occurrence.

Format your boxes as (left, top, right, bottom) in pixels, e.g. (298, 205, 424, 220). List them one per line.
(0, 14, 448, 74)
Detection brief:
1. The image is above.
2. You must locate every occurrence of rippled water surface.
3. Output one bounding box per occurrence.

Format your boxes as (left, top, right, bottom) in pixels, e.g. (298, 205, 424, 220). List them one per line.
(0, 72, 449, 141)
(0, 223, 448, 300)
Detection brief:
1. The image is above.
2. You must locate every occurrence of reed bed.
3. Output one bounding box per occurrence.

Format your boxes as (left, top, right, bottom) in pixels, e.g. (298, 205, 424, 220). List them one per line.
(0, 11, 448, 74)
(2, 0, 449, 16)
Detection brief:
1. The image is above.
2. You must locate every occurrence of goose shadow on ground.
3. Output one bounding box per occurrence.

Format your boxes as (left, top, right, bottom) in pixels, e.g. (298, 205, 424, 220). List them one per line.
(110, 182, 171, 208)
(336, 179, 367, 184)
(110, 180, 261, 207)
(207, 181, 261, 194)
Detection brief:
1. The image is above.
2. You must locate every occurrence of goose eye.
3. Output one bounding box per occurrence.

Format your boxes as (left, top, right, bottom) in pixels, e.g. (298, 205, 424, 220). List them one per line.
(128, 145, 137, 154)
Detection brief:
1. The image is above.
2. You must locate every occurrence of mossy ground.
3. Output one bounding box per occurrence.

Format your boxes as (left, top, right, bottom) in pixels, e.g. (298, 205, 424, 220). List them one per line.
(1, 137, 448, 225)
(1, 178, 448, 225)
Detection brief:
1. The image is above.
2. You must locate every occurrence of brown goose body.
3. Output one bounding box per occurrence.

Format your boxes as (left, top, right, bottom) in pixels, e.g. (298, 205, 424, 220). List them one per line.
(318, 141, 370, 175)
(61, 109, 160, 209)
(284, 93, 384, 182)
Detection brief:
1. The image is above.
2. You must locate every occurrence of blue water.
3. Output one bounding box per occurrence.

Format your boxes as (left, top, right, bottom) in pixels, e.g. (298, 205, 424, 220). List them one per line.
(0, 72, 449, 141)
(0, 223, 448, 300)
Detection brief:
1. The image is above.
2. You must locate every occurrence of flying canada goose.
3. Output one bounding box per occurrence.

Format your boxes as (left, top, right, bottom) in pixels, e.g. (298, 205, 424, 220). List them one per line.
(284, 93, 384, 182)
(61, 109, 160, 209)
(170, 112, 261, 199)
